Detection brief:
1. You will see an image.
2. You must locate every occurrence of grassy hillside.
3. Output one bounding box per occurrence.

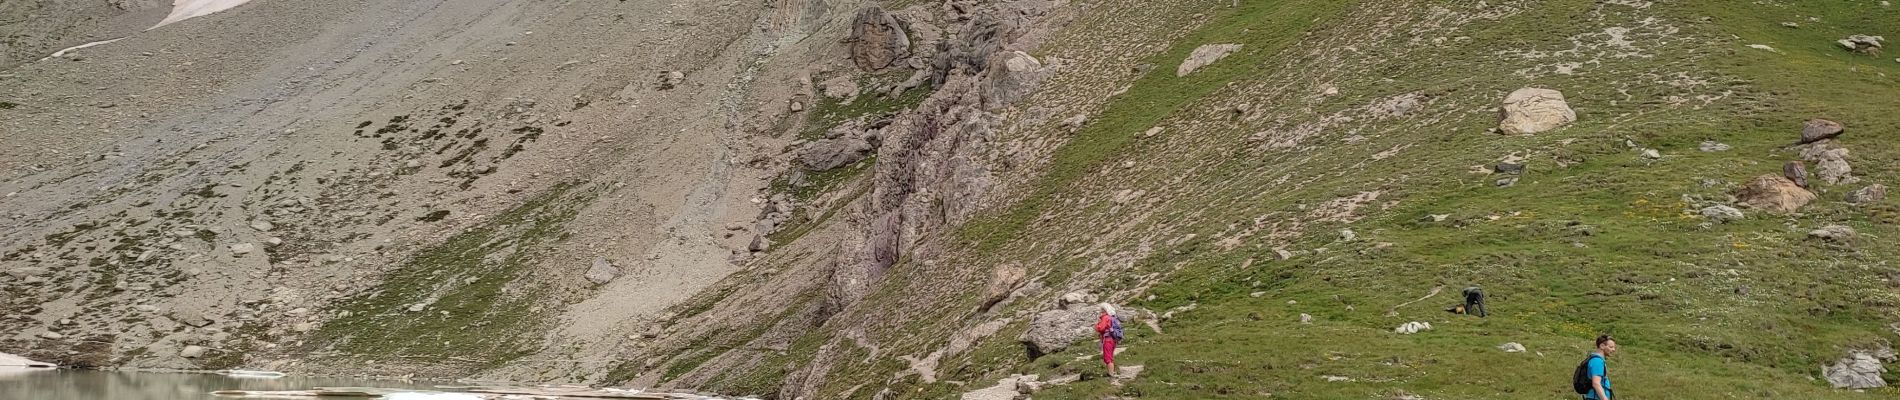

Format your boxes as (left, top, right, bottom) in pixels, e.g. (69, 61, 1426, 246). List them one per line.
(996, 1, 1900, 398)
(729, 0, 1900, 398)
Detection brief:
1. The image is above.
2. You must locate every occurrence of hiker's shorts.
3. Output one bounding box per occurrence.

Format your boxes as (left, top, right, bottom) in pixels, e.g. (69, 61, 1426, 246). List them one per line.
(1101, 337, 1117, 364)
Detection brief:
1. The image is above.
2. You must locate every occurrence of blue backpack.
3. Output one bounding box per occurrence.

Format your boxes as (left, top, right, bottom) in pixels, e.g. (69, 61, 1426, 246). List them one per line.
(1108, 317, 1125, 341)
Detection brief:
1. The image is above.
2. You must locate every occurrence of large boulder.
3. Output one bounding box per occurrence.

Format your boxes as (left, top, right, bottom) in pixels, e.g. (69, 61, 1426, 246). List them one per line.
(981, 51, 1046, 109)
(798, 137, 874, 171)
(1497, 88, 1576, 135)
(1176, 43, 1242, 77)
(848, 7, 912, 71)
(1021, 307, 1103, 357)
(1800, 119, 1845, 144)
(1824, 347, 1895, 389)
(1735, 174, 1815, 214)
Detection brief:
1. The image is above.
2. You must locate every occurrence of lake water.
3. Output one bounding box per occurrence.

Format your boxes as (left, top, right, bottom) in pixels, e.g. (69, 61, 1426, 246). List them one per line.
(0, 368, 448, 399)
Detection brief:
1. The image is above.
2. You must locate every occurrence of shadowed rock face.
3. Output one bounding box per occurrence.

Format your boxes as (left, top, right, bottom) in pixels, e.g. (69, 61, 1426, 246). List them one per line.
(848, 6, 911, 71)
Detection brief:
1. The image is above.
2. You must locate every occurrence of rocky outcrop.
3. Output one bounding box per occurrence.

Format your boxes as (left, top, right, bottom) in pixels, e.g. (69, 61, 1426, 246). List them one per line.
(1847, 184, 1887, 204)
(980, 51, 1046, 109)
(798, 137, 875, 171)
(980, 263, 1027, 312)
(1497, 88, 1576, 135)
(1176, 43, 1242, 77)
(848, 7, 912, 71)
(1838, 35, 1884, 55)
(1735, 174, 1815, 214)
(1824, 346, 1894, 389)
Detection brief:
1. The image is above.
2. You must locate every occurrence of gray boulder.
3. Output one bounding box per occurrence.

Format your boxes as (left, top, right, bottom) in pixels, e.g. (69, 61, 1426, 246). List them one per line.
(1808, 225, 1857, 242)
(1699, 205, 1744, 223)
(1838, 35, 1885, 54)
(1497, 88, 1576, 135)
(1824, 347, 1894, 389)
(585, 258, 620, 285)
(981, 51, 1046, 109)
(1022, 307, 1104, 357)
(798, 137, 874, 171)
(848, 7, 912, 71)
(179, 345, 206, 358)
(1847, 184, 1887, 204)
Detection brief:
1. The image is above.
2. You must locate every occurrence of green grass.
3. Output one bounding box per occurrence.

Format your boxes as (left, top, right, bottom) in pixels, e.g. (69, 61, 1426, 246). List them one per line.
(308, 183, 592, 365)
(1001, 1, 1900, 398)
(744, 0, 1900, 399)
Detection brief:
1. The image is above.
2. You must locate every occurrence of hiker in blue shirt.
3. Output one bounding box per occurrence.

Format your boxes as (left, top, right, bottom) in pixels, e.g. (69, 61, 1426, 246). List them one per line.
(1585, 335, 1617, 400)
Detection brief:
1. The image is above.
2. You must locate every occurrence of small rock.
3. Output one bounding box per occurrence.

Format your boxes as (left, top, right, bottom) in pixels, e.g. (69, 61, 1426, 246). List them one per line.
(1499, 342, 1527, 353)
(585, 258, 621, 285)
(748, 235, 770, 252)
(1339, 229, 1356, 242)
(229, 243, 256, 255)
(1496, 177, 1519, 187)
(1808, 225, 1856, 242)
(1847, 184, 1887, 204)
(1299, 313, 1313, 324)
(180, 345, 206, 358)
(1698, 140, 1731, 152)
(249, 220, 275, 232)
(1699, 205, 1744, 223)
(38, 331, 64, 340)
(1394, 321, 1432, 334)
(1800, 119, 1844, 144)
(1781, 22, 1799, 28)
(1639, 148, 1661, 159)
(450, 59, 465, 65)
(1494, 163, 1525, 174)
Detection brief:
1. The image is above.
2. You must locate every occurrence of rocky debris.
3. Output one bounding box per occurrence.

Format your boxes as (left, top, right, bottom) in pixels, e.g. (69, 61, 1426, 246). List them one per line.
(1838, 35, 1885, 54)
(1299, 313, 1313, 324)
(981, 51, 1046, 108)
(1808, 225, 1857, 242)
(1176, 43, 1242, 77)
(655, 70, 685, 90)
(1639, 148, 1662, 159)
(848, 7, 912, 71)
(1499, 342, 1526, 353)
(1824, 346, 1895, 389)
(180, 345, 207, 358)
(1494, 163, 1525, 174)
(819, 76, 861, 99)
(1847, 184, 1887, 204)
(171, 311, 214, 328)
(229, 243, 257, 255)
(1700, 205, 1744, 223)
(585, 258, 620, 285)
(249, 219, 275, 232)
(1393, 321, 1432, 334)
(798, 136, 875, 171)
(980, 263, 1027, 311)
(1699, 140, 1731, 152)
(1735, 174, 1815, 214)
(1497, 88, 1575, 135)
(1800, 119, 1844, 144)
(1784, 161, 1811, 188)
(1800, 143, 1852, 184)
